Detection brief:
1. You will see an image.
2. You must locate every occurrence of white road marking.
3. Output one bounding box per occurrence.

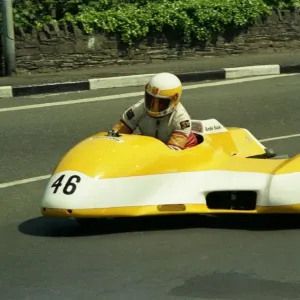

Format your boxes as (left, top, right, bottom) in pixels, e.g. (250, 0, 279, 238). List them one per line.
(0, 175, 51, 189)
(259, 133, 300, 142)
(0, 73, 297, 113)
(1, 131, 300, 190)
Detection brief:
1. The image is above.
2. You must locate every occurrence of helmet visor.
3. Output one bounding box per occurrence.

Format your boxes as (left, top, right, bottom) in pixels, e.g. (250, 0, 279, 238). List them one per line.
(145, 92, 170, 113)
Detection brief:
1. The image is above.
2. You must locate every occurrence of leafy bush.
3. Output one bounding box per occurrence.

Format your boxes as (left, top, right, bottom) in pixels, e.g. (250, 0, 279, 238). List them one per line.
(264, 0, 300, 8)
(67, 0, 271, 44)
(7, 0, 300, 44)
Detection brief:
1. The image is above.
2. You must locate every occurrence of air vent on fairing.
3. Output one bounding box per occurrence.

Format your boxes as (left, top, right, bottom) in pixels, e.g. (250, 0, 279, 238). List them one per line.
(206, 191, 257, 210)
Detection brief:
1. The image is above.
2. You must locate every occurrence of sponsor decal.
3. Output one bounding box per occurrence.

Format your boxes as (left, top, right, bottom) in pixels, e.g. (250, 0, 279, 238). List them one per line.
(92, 136, 124, 143)
(126, 108, 135, 120)
(180, 120, 191, 129)
(205, 125, 221, 131)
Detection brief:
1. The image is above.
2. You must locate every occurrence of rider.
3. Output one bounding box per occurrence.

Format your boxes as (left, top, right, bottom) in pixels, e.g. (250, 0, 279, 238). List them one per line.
(111, 72, 198, 150)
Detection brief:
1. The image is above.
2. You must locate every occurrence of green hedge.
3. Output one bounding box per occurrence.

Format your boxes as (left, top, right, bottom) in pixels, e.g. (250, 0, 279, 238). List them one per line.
(8, 0, 300, 44)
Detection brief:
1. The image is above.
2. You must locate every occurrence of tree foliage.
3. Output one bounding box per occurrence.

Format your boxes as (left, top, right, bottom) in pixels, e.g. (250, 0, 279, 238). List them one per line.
(6, 0, 300, 44)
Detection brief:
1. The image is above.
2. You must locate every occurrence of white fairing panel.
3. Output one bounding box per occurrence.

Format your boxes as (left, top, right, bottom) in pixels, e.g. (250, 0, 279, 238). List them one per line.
(42, 170, 281, 210)
(191, 119, 228, 135)
(41, 169, 300, 209)
(268, 172, 300, 206)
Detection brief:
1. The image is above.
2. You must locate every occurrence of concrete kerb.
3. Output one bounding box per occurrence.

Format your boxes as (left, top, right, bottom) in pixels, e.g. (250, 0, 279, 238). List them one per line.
(0, 63, 299, 98)
(89, 73, 155, 90)
(224, 65, 280, 79)
(0, 86, 13, 98)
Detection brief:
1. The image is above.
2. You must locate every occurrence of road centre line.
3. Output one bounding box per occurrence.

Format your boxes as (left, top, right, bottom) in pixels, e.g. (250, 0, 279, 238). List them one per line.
(259, 133, 300, 142)
(0, 175, 51, 188)
(0, 132, 300, 189)
(0, 73, 297, 113)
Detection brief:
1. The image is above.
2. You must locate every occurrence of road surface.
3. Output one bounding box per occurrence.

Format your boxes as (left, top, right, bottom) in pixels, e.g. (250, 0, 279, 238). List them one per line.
(1, 73, 300, 300)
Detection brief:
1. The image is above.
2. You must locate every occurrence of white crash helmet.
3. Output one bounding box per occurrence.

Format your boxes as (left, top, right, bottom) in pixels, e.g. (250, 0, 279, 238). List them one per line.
(144, 72, 182, 117)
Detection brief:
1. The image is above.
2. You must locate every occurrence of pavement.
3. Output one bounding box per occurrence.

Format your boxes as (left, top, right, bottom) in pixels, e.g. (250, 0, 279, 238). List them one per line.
(1, 51, 300, 97)
(1, 74, 300, 299)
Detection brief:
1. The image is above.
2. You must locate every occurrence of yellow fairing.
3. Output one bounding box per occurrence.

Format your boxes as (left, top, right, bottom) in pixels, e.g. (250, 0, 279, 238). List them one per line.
(272, 154, 300, 175)
(42, 125, 300, 219)
(54, 130, 283, 179)
(41, 203, 300, 219)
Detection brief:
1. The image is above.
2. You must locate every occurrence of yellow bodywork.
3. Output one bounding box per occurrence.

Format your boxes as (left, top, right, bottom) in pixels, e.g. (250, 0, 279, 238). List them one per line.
(41, 127, 300, 219)
(53, 128, 289, 179)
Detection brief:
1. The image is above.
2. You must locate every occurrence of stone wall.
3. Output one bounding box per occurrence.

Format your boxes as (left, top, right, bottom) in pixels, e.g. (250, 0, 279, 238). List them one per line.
(5, 9, 300, 74)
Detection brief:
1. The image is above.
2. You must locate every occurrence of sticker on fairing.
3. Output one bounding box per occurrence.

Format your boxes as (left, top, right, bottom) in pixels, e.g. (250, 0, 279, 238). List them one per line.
(92, 136, 124, 143)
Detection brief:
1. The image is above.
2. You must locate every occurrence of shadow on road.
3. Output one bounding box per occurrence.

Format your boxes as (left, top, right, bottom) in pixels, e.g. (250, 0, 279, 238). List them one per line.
(18, 213, 300, 238)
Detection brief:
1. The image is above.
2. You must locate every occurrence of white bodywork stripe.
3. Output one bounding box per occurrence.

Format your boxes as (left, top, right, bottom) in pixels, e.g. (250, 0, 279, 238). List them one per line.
(41, 170, 300, 210)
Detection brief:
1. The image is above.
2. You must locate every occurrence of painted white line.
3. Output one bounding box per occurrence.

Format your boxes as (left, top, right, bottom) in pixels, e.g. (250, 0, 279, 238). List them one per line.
(0, 175, 50, 189)
(259, 133, 300, 142)
(0, 91, 144, 113)
(1, 131, 300, 190)
(0, 73, 297, 113)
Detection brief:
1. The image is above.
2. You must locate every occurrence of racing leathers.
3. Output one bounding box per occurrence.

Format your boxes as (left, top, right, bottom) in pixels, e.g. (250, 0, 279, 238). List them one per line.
(112, 99, 198, 150)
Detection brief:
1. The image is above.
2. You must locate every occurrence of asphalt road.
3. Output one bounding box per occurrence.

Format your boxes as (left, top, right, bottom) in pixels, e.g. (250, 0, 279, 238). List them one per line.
(1, 74, 300, 300)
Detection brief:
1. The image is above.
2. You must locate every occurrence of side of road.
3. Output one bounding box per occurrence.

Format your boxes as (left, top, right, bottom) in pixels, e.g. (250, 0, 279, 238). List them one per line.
(1, 52, 300, 98)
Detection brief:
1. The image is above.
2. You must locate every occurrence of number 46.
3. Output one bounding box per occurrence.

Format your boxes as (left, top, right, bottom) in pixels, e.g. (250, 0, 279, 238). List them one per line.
(51, 174, 81, 195)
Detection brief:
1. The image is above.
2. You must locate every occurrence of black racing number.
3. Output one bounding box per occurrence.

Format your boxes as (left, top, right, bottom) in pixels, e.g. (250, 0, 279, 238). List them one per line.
(51, 174, 81, 195)
(51, 175, 65, 193)
(63, 175, 81, 195)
